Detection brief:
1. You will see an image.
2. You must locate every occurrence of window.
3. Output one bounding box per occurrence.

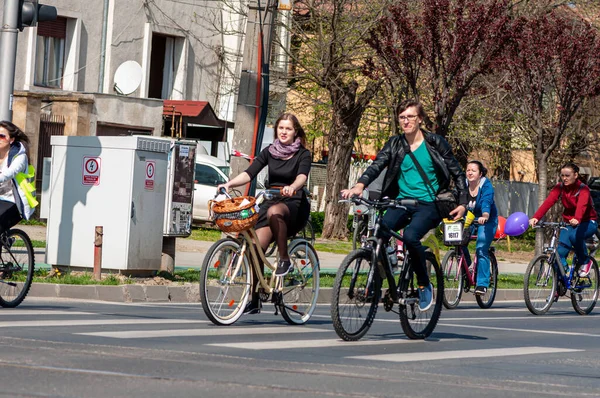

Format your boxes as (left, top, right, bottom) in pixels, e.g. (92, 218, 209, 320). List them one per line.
(35, 17, 67, 88)
(195, 164, 226, 186)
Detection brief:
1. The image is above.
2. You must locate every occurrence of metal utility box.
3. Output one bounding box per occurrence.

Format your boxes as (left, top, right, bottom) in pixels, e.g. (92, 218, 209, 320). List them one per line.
(46, 136, 170, 272)
(163, 140, 197, 237)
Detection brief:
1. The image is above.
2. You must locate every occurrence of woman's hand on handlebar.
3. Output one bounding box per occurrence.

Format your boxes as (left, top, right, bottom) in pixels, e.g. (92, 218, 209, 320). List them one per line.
(282, 185, 295, 197)
(529, 218, 538, 227)
(449, 204, 466, 220)
(216, 183, 230, 194)
(569, 218, 580, 227)
(340, 184, 364, 199)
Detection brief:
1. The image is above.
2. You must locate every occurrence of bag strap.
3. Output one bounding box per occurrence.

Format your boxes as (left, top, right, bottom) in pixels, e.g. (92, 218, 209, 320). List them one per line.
(401, 135, 437, 199)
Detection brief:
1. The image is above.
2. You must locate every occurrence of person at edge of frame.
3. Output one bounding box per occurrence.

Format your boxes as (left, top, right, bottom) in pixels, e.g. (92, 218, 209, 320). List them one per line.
(340, 99, 468, 312)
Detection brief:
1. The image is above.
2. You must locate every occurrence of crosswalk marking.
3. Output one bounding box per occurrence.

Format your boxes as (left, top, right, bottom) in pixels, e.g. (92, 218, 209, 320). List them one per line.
(0, 311, 94, 316)
(76, 326, 329, 339)
(206, 337, 457, 350)
(0, 319, 205, 328)
(347, 347, 582, 363)
(438, 322, 600, 337)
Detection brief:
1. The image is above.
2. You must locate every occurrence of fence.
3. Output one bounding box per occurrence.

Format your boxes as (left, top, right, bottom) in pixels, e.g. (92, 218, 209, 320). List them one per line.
(307, 162, 540, 215)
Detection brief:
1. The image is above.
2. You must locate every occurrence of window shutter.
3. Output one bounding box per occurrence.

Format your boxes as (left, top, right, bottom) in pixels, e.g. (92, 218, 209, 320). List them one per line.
(37, 17, 67, 39)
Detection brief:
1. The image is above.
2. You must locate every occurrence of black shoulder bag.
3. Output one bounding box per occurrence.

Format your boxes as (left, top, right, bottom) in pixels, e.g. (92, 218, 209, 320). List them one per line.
(402, 137, 458, 218)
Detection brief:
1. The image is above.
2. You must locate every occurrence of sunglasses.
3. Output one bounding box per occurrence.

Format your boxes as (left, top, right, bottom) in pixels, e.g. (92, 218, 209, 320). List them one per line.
(0, 133, 8, 140)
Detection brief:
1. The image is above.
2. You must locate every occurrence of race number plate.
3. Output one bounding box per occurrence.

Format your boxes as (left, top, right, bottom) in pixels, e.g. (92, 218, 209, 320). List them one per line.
(443, 222, 463, 243)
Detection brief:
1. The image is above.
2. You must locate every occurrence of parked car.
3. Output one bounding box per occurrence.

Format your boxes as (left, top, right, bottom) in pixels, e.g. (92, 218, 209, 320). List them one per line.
(193, 153, 230, 223)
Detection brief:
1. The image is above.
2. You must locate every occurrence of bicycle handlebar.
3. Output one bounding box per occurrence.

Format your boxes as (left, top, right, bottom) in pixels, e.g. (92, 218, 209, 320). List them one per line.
(339, 195, 418, 210)
(533, 220, 568, 229)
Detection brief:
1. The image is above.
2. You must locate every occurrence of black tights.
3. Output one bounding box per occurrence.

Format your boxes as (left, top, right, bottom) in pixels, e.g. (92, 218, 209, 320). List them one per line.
(251, 203, 291, 304)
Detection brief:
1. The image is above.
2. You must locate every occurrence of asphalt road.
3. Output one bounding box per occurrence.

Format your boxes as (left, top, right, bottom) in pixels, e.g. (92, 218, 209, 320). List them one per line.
(0, 298, 599, 397)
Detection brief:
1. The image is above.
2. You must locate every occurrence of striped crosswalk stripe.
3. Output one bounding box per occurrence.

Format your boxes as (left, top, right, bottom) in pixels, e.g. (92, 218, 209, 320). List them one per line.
(347, 347, 582, 363)
(76, 326, 329, 339)
(0, 319, 205, 328)
(206, 337, 457, 350)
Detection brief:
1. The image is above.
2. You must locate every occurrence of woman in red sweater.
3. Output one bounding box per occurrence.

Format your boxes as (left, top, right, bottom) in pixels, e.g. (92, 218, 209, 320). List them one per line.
(529, 162, 598, 277)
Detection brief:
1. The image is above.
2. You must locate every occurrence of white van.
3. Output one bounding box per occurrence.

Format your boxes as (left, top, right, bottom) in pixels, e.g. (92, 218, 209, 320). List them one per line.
(194, 151, 230, 222)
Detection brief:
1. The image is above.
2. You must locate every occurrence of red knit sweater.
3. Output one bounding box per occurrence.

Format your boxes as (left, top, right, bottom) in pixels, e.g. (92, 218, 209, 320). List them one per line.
(533, 180, 598, 222)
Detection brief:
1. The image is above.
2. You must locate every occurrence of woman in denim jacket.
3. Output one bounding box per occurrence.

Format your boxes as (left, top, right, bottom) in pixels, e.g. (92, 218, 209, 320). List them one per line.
(463, 160, 498, 295)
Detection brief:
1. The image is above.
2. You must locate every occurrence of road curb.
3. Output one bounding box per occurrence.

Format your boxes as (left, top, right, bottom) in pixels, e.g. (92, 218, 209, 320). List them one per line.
(27, 284, 525, 303)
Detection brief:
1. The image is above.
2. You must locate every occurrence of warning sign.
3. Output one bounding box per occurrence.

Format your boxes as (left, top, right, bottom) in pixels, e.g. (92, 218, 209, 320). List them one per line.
(82, 156, 101, 186)
(145, 160, 155, 190)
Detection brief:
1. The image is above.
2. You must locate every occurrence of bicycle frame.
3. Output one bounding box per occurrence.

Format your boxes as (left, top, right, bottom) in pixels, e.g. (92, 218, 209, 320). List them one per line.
(543, 224, 577, 290)
(448, 241, 496, 288)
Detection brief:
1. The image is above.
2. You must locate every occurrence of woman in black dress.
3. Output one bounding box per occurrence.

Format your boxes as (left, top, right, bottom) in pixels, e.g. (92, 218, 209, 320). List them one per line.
(219, 113, 311, 313)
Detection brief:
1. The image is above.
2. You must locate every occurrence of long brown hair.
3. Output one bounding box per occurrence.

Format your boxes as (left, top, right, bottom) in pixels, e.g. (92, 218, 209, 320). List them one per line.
(0, 120, 30, 160)
(273, 113, 307, 147)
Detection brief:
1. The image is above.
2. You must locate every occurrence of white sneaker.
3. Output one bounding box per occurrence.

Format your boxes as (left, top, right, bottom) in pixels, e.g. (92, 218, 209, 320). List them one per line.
(578, 260, 593, 278)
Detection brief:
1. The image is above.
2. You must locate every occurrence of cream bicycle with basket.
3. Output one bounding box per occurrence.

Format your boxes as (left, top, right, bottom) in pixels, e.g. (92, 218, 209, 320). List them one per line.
(200, 188, 320, 326)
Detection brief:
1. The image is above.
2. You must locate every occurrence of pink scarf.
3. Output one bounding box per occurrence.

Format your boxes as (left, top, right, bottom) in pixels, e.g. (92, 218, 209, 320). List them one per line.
(269, 138, 301, 159)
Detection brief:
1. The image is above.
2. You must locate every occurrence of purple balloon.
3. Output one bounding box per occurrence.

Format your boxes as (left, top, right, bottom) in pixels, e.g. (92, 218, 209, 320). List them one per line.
(505, 212, 529, 236)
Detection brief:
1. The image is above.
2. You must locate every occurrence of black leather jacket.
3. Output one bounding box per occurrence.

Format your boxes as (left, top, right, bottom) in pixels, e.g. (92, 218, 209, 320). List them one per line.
(357, 130, 468, 205)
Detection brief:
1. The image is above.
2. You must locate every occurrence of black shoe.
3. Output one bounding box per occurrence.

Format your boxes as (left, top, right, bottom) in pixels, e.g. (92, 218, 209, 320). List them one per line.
(474, 286, 487, 295)
(243, 301, 261, 315)
(275, 260, 293, 277)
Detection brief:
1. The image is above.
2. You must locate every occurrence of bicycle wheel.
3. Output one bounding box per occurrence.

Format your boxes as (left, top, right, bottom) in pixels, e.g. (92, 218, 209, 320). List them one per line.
(331, 248, 381, 341)
(524, 254, 556, 315)
(0, 229, 35, 308)
(279, 240, 320, 325)
(398, 251, 443, 339)
(200, 238, 251, 325)
(571, 258, 599, 315)
(441, 250, 464, 309)
(476, 251, 499, 309)
(352, 219, 368, 250)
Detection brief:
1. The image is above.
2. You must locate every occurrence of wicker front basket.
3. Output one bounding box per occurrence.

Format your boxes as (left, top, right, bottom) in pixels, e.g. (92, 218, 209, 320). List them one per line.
(210, 196, 259, 233)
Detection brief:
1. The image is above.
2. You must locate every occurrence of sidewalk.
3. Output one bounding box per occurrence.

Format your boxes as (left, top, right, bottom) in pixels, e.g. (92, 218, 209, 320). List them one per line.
(18, 224, 529, 303)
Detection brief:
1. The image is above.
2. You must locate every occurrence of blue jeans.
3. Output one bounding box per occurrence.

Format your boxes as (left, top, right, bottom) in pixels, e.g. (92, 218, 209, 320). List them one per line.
(557, 220, 597, 268)
(382, 201, 442, 286)
(463, 217, 498, 288)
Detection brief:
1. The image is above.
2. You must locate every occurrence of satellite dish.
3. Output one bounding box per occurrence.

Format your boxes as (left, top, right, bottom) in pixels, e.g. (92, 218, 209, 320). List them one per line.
(113, 61, 142, 95)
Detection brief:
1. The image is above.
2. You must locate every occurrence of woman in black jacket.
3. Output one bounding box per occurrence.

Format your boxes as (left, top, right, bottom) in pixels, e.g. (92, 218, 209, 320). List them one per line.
(341, 100, 467, 312)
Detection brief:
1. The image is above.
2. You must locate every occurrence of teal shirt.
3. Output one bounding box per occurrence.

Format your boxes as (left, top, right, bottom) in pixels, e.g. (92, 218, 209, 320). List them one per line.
(398, 141, 439, 202)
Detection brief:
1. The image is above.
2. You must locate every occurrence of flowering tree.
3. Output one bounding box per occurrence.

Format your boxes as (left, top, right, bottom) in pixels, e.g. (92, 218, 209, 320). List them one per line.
(503, 10, 600, 202)
(365, 0, 518, 152)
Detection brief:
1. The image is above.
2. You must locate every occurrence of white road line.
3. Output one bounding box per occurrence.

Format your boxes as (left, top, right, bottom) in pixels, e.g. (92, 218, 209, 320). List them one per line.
(76, 326, 329, 339)
(207, 338, 457, 350)
(438, 322, 600, 337)
(0, 311, 94, 316)
(311, 314, 588, 323)
(0, 319, 206, 328)
(348, 347, 582, 363)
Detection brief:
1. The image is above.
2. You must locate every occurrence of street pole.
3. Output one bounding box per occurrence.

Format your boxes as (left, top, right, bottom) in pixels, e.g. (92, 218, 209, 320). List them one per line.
(230, 0, 277, 195)
(0, 0, 20, 122)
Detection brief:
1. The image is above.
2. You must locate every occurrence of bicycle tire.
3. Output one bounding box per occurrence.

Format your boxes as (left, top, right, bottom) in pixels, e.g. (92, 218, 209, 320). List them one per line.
(398, 251, 443, 339)
(0, 229, 35, 308)
(476, 251, 499, 309)
(331, 248, 381, 341)
(524, 254, 556, 315)
(441, 250, 464, 309)
(199, 238, 251, 325)
(571, 258, 599, 315)
(352, 219, 368, 250)
(280, 240, 320, 325)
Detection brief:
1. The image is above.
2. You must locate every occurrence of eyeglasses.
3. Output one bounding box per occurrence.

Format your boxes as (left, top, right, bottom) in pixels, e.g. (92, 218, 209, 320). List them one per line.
(399, 115, 418, 122)
(0, 133, 8, 140)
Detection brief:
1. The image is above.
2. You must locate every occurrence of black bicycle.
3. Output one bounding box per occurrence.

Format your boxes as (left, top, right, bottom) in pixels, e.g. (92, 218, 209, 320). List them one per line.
(0, 228, 35, 307)
(331, 196, 443, 341)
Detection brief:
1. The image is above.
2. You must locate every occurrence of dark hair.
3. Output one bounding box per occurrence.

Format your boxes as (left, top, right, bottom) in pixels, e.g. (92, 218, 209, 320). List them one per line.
(397, 99, 427, 120)
(273, 113, 307, 147)
(0, 120, 30, 159)
(467, 160, 488, 177)
(561, 162, 579, 174)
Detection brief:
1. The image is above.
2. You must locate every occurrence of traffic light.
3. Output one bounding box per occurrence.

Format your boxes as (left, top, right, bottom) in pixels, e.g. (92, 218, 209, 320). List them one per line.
(17, 0, 57, 31)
